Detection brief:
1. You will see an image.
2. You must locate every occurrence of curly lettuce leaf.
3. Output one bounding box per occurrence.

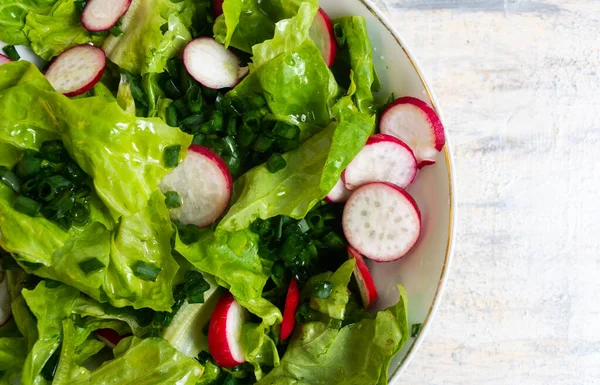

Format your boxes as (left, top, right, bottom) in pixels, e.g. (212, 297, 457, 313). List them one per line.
(175, 229, 281, 325)
(219, 123, 335, 232)
(257, 286, 409, 385)
(103, 0, 209, 74)
(242, 322, 280, 380)
(0, 0, 65, 46)
(214, 0, 316, 52)
(305, 259, 355, 320)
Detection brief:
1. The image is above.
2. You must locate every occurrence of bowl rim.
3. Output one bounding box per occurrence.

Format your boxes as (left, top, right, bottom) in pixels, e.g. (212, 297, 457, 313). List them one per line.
(356, 0, 457, 381)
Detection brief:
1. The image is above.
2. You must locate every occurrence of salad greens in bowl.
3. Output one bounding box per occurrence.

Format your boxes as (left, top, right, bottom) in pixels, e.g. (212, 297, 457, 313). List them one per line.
(0, 0, 453, 384)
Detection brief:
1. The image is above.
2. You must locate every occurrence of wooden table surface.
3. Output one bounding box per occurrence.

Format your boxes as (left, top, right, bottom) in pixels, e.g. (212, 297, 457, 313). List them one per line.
(374, 1, 600, 384)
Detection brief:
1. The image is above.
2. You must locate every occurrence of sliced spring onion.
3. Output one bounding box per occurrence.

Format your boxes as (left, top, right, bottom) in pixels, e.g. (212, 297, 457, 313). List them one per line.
(273, 121, 300, 140)
(132, 261, 162, 282)
(312, 281, 333, 299)
(266, 153, 286, 173)
(183, 271, 210, 304)
(242, 110, 263, 131)
(186, 86, 204, 113)
(15, 150, 42, 179)
(162, 77, 183, 100)
(226, 116, 238, 136)
(210, 110, 224, 132)
(297, 218, 310, 234)
(79, 258, 105, 275)
(13, 196, 41, 217)
(334, 23, 346, 46)
(181, 113, 206, 132)
(163, 145, 181, 168)
(164, 191, 182, 209)
(176, 222, 201, 245)
(192, 134, 205, 146)
(37, 175, 73, 202)
(0, 166, 21, 193)
(2, 45, 20, 61)
(411, 323, 422, 337)
(237, 125, 257, 148)
(252, 135, 275, 153)
(40, 140, 67, 163)
(228, 96, 245, 116)
(322, 231, 346, 249)
(70, 203, 90, 226)
(165, 104, 178, 127)
(41, 190, 75, 221)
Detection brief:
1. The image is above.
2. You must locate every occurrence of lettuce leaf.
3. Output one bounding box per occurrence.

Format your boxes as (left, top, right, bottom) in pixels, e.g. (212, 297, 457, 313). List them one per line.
(242, 322, 280, 380)
(305, 259, 355, 320)
(257, 286, 409, 385)
(102, 0, 209, 74)
(219, 123, 335, 232)
(214, 0, 316, 52)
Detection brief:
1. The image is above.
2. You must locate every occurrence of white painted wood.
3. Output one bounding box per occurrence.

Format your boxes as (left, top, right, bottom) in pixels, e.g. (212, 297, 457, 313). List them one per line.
(375, 0, 600, 384)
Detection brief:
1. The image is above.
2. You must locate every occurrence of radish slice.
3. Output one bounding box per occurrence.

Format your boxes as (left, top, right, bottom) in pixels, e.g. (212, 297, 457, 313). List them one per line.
(348, 246, 378, 308)
(0, 272, 11, 327)
(81, 0, 132, 32)
(213, 0, 224, 17)
(343, 134, 418, 191)
(380, 97, 446, 167)
(325, 176, 352, 203)
(45, 45, 106, 97)
(309, 8, 336, 67)
(159, 145, 232, 228)
(343, 182, 421, 262)
(183, 38, 249, 90)
(207, 292, 247, 368)
(280, 278, 300, 341)
(0, 54, 12, 66)
(95, 329, 124, 349)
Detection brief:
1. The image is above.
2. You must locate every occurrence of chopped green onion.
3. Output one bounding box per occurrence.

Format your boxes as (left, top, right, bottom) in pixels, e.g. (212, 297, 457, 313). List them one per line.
(192, 134, 205, 146)
(42, 190, 75, 222)
(74, 186, 91, 204)
(184, 271, 211, 304)
(312, 281, 333, 299)
(74, 0, 87, 13)
(249, 93, 267, 108)
(109, 22, 123, 37)
(296, 303, 315, 323)
(132, 261, 162, 282)
(164, 191, 181, 209)
(297, 218, 310, 233)
(0, 166, 21, 193)
(13, 196, 41, 217)
(242, 110, 263, 131)
(15, 150, 42, 179)
(38, 175, 73, 202)
(181, 113, 206, 132)
(228, 96, 245, 116)
(222, 155, 241, 176)
(121, 70, 148, 107)
(40, 140, 67, 163)
(163, 77, 183, 99)
(62, 162, 87, 184)
(186, 86, 204, 113)
(198, 122, 214, 134)
(202, 87, 219, 104)
(54, 216, 73, 231)
(196, 351, 213, 365)
(307, 213, 325, 232)
(180, 69, 196, 93)
(272, 121, 300, 140)
(172, 99, 190, 118)
(70, 203, 90, 226)
(334, 23, 346, 46)
(271, 261, 285, 282)
(252, 135, 275, 153)
(226, 117, 238, 136)
(322, 231, 346, 249)
(176, 222, 201, 245)
(165, 104, 178, 127)
(276, 138, 300, 152)
(223, 136, 238, 157)
(266, 153, 286, 173)
(163, 145, 181, 168)
(2, 45, 20, 61)
(21, 179, 38, 199)
(79, 258, 105, 275)
(250, 218, 271, 236)
(41, 344, 61, 381)
(237, 125, 257, 148)
(210, 110, 224, 132)
(411, 323, 422, 337)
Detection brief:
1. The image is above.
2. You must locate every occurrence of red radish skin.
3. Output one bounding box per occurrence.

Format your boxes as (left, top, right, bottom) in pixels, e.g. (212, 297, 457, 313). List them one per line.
(82, 0, 132, 32)
(183, 38, 249, 90)
(380, 97, 445, 167)
(0, 54, 11, 65)
(208, 292, 247, 368)
(44, 45, 106, 97)
(325, 176, 352, 203)
(348, 246, 378, 308)
(214, 0, 224, 17)
(309, 8, 336, 67)
(342, 182, 421, 262)
(342, 134, 418, 191)
(280, 278, 300, 341)
(0, 273, 11, 327)
(159, 145, 232, 227)
(95, 329, 124, 349)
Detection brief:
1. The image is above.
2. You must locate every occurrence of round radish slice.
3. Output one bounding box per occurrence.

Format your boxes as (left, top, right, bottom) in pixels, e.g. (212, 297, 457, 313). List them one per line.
(309, 8, 336, 67)
(45, 45, 106, 97)
(0, 54, 12, 66)
(0, 272, 11, 327)
(325, 176, 352, 203)
(348, 246, 378, 308)
(380, 97, 446, 167)
(160, 145, 232, 228)
(208, 292, 247, 368)
(280, 278, 300, 341)
(183, 38, 249, 90)
(96, 329, 124, 349)
(343, 182, 421, 262)
(82, 0, 132, 32)
(343, 134, 418, 191)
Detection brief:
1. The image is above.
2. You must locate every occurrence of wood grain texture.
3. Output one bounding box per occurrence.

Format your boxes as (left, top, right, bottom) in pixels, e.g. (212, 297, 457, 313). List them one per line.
(375, 0, 600, 384)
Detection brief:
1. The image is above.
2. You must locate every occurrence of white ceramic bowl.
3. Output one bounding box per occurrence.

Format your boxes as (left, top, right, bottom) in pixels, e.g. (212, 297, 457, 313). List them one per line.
(0, 3, 455, 381)
(319, 0, 456, 382)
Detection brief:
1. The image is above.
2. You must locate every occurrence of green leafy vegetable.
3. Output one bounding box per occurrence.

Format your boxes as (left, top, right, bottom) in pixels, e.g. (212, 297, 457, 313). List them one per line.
(306, 259, 354, 320)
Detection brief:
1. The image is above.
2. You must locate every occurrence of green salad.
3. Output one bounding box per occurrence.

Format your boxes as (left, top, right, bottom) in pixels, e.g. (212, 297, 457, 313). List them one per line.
(0, 0, 445, 384)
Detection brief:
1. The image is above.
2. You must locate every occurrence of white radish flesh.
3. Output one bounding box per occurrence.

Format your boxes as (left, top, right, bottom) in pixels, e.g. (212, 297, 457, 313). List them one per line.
(82, 0, 132, 32)
(0, 54, 11, 65)
(309, 8, 336, 67)
(380, 97, 445, 167)
(0, 272, 12, 327)
(160, 145, 232, 228)
(343, 134, 417, 191)
(343, 182, 421, 262)
(45, 45, 106, 97)
(348, 246, 379, 308)
(207, 292, 247, 368)
(183, 38, 248, 90)
(325, 176, 352, 203)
